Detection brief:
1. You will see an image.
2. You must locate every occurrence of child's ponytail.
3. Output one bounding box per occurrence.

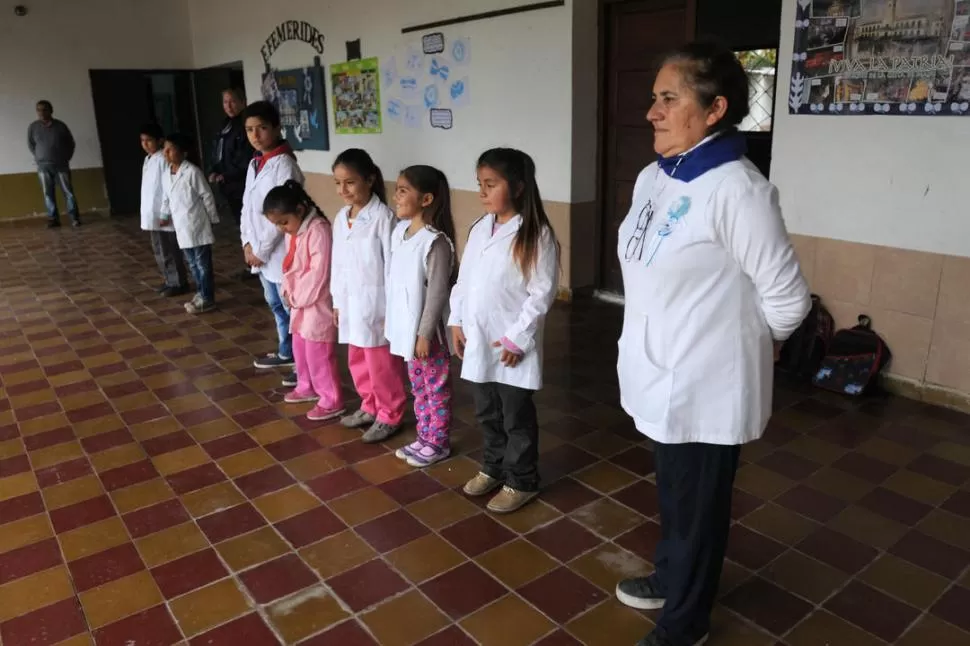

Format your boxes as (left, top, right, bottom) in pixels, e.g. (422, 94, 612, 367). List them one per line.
(476, 148, 561, 281)
(262, 180, 327, 221)
(400, 165, 457, 247)
(333, 149, 386, 204)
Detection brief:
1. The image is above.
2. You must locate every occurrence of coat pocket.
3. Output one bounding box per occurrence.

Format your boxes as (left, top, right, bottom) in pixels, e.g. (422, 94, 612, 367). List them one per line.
(617, 316, 672, 425)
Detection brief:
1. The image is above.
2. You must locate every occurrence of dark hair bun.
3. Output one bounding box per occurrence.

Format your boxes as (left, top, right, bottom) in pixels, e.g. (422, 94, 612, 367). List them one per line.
(663, 41, 750, 131)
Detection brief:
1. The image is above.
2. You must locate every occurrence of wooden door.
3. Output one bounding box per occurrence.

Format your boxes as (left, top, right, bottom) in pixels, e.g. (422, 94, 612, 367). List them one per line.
(599, 0, 692, 293)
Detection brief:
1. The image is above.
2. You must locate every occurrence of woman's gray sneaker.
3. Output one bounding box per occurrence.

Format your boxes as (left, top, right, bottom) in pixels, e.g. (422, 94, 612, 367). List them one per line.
(616, 575, 666, 610)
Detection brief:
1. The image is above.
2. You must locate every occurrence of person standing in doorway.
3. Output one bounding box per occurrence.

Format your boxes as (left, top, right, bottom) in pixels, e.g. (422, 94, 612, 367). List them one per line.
(209, 88, 254, 279)
(27, 100, 80, 228)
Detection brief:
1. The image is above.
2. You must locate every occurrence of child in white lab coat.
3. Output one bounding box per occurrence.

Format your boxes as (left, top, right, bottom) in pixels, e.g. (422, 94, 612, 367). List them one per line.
(241, 100, 305, 388)
(330, 149, 408, 444)
(386, 165, 457, 468)
(449, 148, 560, 514)
(140, 124, 188, 297)
(161, 133, 219, 314)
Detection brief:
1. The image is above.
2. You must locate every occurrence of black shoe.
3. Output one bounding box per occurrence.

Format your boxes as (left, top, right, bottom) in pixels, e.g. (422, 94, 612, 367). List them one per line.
(281, 372, 298, 387)
(160, 285, 190, 297)
(254, 353, 296, 369)
(616, 575, 666, 611)
(47, 220, 61, 229)
(636, 630, 709, 646)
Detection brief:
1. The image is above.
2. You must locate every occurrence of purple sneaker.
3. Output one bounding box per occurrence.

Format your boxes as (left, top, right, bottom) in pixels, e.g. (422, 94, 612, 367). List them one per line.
(406, 444, 451, 468)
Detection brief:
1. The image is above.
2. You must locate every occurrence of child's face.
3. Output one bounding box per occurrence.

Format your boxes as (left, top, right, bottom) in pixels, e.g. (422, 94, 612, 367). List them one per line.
(245, 117, 281, 152)
(333, 164, 373, 208)
(140, 135, 161, 156)
(266, 209, 304, 236)
(163, 141, 184, 167)
(477, 165, 515, 216)
(394, 176, 432, 221)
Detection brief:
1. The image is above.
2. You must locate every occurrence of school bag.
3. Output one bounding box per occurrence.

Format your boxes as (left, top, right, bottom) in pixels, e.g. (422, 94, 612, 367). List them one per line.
(777, 294, 834, 382)
(812, 315, 892, 396)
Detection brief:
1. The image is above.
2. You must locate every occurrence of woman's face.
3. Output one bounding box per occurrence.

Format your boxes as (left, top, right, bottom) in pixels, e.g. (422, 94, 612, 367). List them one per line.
(647, 63, 726, 157)
(333, 164, 373, 208)
(223, 92, 244, 118)
(477, 165, 515, 217)
(394, 176, 431, 221)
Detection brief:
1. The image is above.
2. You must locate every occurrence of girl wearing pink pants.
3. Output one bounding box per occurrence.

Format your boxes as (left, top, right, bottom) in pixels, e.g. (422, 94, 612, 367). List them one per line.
(263, 181, 344, 421)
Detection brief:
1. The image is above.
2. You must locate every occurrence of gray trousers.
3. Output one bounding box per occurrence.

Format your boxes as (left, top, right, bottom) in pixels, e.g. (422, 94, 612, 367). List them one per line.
(150, 230, 188, 288)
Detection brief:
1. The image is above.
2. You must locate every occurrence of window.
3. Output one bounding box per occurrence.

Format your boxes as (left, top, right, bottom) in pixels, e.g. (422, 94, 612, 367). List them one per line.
(736, 49, 778, 132)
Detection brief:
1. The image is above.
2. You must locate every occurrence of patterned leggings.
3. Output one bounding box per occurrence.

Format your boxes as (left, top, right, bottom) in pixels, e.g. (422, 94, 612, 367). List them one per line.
(407, 340, 452, 449)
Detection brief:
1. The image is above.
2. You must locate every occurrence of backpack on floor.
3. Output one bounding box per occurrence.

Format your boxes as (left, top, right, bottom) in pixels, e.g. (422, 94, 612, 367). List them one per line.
(812, 315, 892, 396)
(777, 294, 834, 382)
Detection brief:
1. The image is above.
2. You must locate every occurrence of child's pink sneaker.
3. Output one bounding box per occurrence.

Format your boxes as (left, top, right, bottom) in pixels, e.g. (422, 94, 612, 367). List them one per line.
(307, 406, 346, 422)
(284, 390, 319, 404)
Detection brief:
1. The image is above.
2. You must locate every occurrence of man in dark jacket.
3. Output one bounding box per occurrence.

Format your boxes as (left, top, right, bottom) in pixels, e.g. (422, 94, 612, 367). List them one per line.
(208, 88, 252, 226)
(27, 100, 81, 228)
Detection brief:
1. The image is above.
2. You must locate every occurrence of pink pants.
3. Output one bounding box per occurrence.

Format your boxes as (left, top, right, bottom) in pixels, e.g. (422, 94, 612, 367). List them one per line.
(293, 333, 343, 410)
(348, 344, 407, 425)
(408, 341, 452, 448)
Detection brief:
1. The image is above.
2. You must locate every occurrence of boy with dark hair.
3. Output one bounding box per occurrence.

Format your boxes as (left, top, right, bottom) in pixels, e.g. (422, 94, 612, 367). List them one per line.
(140, 124, 188, 296)
(240, 101, 304, 386)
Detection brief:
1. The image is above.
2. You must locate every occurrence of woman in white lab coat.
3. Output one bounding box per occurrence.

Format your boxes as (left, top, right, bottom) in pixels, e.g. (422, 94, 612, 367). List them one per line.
(449, 148, 560, 515)
(160, 133, 220, 315)
(612, 43, 811, 646)
(330, 149, 408, 444)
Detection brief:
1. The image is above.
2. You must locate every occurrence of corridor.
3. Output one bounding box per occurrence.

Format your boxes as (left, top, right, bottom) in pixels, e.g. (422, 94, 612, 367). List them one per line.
(0, 217, 968, 645)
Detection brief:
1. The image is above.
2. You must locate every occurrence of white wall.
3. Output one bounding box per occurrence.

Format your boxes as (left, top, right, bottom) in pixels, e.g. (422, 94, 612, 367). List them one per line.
(772, 0, 970, 258)
(188, 0, 576, 202)
(0, 0, 193, 175)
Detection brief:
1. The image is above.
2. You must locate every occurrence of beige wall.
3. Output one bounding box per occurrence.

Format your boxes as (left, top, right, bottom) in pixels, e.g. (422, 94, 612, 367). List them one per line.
(304, 172, 585, 296)
(0, 169, 109, 220)
(792, 234, 970, 405)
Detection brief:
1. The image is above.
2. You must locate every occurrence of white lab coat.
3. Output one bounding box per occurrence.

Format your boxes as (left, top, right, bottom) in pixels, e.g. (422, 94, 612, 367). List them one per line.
(140, 151, 172, 232)
(240, 154, 304, 284)
(161, 161, 219, 250)
(448, 215, 559, 391)
(331, 195, 395, 348)
(385, 221, 454, 361)
(616, 157, 811, 446)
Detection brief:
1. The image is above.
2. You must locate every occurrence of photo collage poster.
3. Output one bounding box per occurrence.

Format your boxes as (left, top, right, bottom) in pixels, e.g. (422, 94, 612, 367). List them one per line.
(788, 0, 970, 115)
(330, 57, 383, 135)
(260, 62, 330, 150)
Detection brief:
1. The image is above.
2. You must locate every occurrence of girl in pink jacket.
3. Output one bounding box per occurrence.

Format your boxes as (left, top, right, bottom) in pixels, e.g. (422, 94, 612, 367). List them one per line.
(263, 181, 344, 422)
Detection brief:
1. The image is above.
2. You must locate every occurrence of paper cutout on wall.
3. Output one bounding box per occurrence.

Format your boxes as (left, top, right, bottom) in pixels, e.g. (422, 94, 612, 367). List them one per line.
(422, 32, 445, 54)
(429, 58, 450, 81)
(386, 98, 403, 122)
(423, 84, 440, 109)
(406, 47, 423, 71)
(400, 76, 419, 101)
(450, 77, 469, 108)
(381, 57, 398, 88)
(404, 104, 422, 128)
(430, 108, 453, 129)
(450, 37, 471, 66)
(331, 57, 382, 134)
(260, 62, 329, 150)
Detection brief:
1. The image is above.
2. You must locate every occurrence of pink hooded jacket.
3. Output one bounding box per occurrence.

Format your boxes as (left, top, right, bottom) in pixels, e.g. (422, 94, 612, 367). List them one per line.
(282, 212, 337, 343)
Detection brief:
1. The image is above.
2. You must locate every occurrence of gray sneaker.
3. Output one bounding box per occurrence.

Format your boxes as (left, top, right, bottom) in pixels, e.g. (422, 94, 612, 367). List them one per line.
(340, 409, 376, 428)
(361, 421, 400, 444)
(616, 575, 666, 611)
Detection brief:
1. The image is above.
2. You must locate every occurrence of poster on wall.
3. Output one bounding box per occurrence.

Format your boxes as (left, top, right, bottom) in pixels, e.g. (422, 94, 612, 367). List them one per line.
(330, 57, 383, 134)
(260, 60, 330, 150)
(381, 33, 472, 131)
(788, 0, 970, 116)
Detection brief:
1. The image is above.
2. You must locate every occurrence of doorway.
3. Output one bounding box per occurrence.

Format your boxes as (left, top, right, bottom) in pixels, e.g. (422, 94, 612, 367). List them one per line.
(597, 0, 694, 294)
(88, 62, 244, 216)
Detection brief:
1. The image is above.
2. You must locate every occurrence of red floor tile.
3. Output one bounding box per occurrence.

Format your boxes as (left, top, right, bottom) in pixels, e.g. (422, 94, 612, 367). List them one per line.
(0, 597, 88, 646)
(100, 459, 160, 491)
(238, 553, 318, 604)
(166, 462, 227, 495)
(441, 513, 516, 557)
(890, 530, 970, 578)
(0, 491, 45, 526)
(327, 559, 410, 612)
(302, 619, 381, 645)
(141, 431, 196, 457)
(726, 525, 788, 571)
(356, 509, 430, 553)
(930, 585, 970, 633)
(202, 432, 258, 460)
(420, 562, 506, 620)
(545, 477, 605, 513)
(235, 464, 295, 499)
(906, 453, 970, 486)
(79, 428, 134, 454)
(275, 505, 346, 549)
(776, 484, 847, 522)
(69, 542, 145, 592)
(415, 626, 478, 646)
(528, 518, 603, 562)
(0, 537, 63, 585)
(307, 468, 369, 500)
(93, 604, 182, 646)
(824, 580, 920, 642)
(50, 494, 117, 534)
(188, 613, 281, 646)
(379, 471, 446, 505)
(123, 498, 189, 539)
(197, 503, 267, 544)
(518, 567, 608, 624)
(37, 457, 92, 488)
(66, 401, 115, 424)
(264, 433, 322, 462)
(151, 548, 228, 599)
(723, 577, 814, 635)
(797, 527, 878, 574)
(0, 453, 31, 477)
(858, 487, 933, 526)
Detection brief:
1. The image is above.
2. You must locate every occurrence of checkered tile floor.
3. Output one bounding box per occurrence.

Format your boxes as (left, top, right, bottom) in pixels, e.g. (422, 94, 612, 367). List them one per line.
(1, 215, 969, 646)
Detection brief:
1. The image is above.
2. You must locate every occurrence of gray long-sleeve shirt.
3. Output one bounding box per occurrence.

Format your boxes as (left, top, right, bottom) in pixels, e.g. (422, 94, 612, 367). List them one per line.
(27, 119, 75, 168)
(417, 235, 454, 341)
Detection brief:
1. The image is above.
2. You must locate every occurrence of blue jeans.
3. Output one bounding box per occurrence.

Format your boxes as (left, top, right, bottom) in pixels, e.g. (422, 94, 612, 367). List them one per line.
(37, 166, 79, 222)
(183, 245, 215, 304)
(260, 274, 292, 360)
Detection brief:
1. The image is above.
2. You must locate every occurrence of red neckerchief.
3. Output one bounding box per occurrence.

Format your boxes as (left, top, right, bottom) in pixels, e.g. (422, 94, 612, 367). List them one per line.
(253, 142, 294, 175)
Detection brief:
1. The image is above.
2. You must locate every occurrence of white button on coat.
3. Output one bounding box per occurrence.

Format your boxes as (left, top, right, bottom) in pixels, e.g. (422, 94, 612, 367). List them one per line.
(448, 214, 560, 391)
(616, 158, 811, 446)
